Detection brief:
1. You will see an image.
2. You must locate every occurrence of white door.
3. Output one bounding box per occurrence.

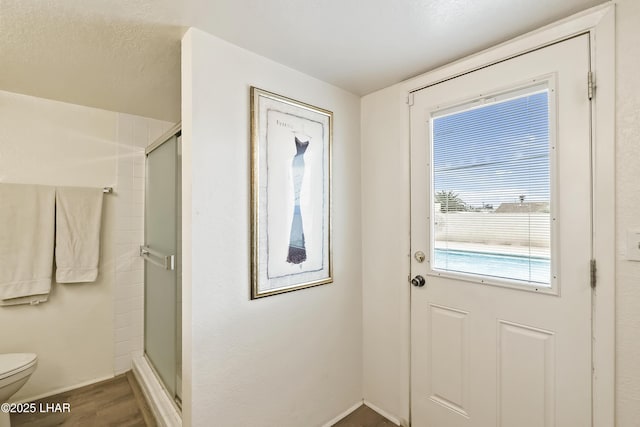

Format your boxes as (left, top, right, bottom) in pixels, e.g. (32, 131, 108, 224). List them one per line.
(410, 35, 592, 427)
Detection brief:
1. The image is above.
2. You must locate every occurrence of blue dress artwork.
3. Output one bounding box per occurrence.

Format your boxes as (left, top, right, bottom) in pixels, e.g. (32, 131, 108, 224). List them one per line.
(287, 137, 309, 264)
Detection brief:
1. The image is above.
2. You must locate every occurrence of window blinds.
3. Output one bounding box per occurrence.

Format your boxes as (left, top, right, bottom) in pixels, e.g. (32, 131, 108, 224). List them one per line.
(431, 86, 551, 285)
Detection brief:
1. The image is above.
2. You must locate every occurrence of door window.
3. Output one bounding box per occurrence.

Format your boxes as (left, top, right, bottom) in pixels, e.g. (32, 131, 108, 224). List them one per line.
(430, 82, 553, 286)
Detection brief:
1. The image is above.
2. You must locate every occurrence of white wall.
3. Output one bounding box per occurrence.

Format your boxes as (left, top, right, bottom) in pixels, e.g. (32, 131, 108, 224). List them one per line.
(362, 1, 640, 424)
(182, 28, 363, 427)
(0, 89, 172, 400)
(434, 213, 550, 247)
(0, 90, 116, 400)
(361, 84, 411, 425)
(614, 0, 640, 424)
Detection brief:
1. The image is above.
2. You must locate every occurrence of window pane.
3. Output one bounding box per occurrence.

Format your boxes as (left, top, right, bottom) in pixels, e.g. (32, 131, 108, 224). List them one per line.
(432, 87, 551, 285)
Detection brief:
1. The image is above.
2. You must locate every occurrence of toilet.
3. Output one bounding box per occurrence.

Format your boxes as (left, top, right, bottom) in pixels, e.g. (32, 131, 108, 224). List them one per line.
(0, 354, 37, 427)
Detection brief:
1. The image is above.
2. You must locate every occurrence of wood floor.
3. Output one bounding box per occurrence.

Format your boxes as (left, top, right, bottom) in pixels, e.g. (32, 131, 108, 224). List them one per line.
(333, 405, 397, 427)
(11, 375, 392, 427)
(11, 372, 156, 427)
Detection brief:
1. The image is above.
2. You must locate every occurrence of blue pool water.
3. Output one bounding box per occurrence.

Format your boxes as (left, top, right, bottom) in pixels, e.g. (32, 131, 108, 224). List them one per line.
(433, 249, 550, 285)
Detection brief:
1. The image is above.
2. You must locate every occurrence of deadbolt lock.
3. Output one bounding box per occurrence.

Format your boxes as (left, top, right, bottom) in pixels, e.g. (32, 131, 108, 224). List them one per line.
(414, 251, 426, 263)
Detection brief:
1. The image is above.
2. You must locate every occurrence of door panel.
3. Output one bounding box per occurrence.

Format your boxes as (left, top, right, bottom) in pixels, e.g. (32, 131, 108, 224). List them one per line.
(410, 35, 591, 426)
(145, 135, 178, 397)
(497, 321, 555, 427)
(428, 304, 469, 417)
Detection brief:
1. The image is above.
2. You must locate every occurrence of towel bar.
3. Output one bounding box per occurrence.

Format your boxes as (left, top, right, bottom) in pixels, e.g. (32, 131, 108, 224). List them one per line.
(140, 245, 175, 270)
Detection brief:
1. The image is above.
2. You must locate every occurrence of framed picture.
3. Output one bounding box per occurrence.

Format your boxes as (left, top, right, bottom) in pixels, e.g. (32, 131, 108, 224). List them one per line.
(250, 87, 333, 299)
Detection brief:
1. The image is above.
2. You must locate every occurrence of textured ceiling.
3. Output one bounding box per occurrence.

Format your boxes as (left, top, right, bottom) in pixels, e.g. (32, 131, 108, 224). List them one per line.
(0, 0, 606, 122)
(0, 0, 184, 122)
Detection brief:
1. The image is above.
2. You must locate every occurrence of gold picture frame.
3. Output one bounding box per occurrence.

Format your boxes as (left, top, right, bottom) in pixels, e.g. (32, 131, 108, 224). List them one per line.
(250, 87, 333, 299)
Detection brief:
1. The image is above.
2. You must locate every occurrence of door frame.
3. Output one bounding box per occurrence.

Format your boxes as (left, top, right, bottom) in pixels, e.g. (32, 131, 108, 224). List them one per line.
(402, 4, 615, 426)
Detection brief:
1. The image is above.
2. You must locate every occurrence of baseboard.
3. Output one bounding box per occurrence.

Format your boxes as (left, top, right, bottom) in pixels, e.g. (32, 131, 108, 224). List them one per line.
(363, 400, 402, 426)
(321, 401, 363, 427)
(12, 374, 115, 404)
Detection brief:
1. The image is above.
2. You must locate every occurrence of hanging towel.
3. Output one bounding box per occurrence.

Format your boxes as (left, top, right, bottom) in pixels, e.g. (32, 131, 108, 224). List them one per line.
(55, 187, 104, 283)
(0, 183, 55, 305)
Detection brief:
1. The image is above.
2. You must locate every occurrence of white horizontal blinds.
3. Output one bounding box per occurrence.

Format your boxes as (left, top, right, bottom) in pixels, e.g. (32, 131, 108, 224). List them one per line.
(431, 85, 551, 285)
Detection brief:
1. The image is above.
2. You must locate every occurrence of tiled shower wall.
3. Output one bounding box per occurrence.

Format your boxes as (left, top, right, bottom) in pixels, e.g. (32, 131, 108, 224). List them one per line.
(114, 114, 174, 374)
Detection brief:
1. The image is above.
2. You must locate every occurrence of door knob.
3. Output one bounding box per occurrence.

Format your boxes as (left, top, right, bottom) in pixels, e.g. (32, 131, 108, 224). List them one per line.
(411, 275, 426, 287)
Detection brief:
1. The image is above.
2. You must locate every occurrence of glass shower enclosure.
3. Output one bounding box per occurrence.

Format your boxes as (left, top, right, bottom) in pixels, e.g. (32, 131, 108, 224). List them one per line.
(141, 130, 182, 407)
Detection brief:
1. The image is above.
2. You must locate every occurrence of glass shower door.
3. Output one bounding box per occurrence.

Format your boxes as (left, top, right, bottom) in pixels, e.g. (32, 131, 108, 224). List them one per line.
(143, 135, 179, 401)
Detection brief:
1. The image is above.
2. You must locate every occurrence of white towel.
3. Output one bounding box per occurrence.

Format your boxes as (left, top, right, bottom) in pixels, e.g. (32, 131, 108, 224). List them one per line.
(0, 183, 55, 305)
(55, 187, 104, 283)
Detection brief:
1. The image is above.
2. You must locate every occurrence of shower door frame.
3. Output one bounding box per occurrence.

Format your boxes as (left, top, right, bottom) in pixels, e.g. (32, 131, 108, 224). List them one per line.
(143, 123, 183, 409)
